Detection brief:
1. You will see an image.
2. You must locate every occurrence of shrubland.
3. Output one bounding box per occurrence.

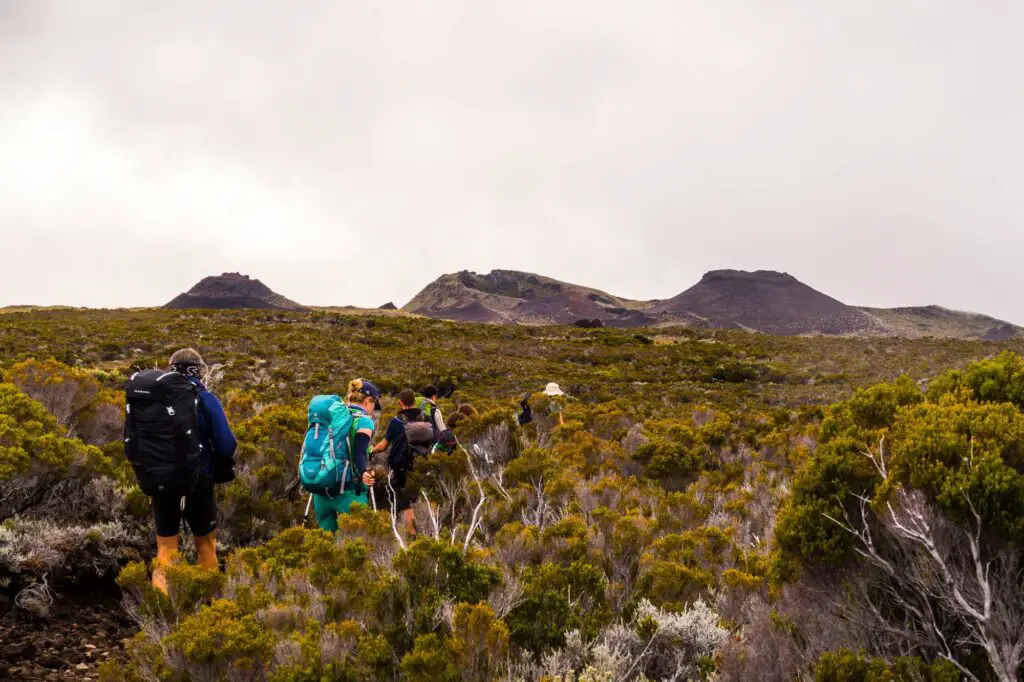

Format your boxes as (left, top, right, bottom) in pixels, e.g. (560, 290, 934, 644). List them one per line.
(0, 307, 1022, 680)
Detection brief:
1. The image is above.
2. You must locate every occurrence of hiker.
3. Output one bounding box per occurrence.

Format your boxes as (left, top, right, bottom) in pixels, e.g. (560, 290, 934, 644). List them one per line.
(301, 379, 380, 533)
(370, 389, 435, 536)
(418, 385, 447, 434)
(543, 382, 567, 425)
(447, 411, 468, 431)
(518, 392, 534, 426)
(432, 428, 458, 455)
(446, 403, 478, 432)
(125, 348, 237, 596)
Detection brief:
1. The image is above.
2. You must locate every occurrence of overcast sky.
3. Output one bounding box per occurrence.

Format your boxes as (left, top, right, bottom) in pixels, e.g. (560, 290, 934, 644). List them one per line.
(2, 1, 1023, 321)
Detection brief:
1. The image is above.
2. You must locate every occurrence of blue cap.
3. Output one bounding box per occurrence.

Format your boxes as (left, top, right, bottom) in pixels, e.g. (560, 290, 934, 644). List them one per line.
(354, 379, 382, 409)
(358, 380, 381, 400)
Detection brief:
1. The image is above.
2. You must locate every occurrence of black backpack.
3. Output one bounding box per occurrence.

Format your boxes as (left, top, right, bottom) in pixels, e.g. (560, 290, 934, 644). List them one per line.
(124, 369, 203, 496)
(387, 412, 437, 473)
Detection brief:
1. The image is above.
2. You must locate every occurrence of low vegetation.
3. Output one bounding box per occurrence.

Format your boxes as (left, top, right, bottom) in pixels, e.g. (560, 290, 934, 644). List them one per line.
(0, 307, 1022, 680)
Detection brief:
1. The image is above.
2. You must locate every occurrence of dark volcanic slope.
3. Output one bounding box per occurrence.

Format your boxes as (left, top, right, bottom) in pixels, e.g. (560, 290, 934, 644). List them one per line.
(404, 268, 1019, 338)
(653, 270, 880, 335)
(404, 270, 656, 326)
(165, 273, 308, 312)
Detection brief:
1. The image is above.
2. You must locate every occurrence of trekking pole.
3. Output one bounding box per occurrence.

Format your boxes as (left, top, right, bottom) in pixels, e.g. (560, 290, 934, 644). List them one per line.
(303, 493, 313, 521)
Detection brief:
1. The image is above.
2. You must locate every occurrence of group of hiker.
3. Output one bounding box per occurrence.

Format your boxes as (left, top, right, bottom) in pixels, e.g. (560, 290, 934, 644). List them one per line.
(126, 348, 568, 595)
(301, 379, 458, 535)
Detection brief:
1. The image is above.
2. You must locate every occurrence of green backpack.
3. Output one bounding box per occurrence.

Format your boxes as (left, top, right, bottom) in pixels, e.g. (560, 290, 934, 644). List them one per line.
(416, 396, 434, 420)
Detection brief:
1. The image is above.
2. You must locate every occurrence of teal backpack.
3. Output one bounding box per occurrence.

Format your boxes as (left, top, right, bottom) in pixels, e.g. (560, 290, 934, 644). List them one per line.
(298, 395, 358, 497)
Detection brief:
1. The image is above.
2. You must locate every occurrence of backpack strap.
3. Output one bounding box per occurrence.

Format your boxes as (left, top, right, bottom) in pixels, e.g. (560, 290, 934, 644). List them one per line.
(345, 406, 366, 491)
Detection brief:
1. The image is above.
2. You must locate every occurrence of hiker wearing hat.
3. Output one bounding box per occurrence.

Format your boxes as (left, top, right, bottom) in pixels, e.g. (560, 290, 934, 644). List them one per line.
(307, 379, 380, 532)
(544, 382, 567, 426)
(143, 348, 236, 595)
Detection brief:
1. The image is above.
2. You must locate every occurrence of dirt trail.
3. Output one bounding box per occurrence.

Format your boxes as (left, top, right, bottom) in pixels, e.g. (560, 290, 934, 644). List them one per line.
(0, 584, 136, 681)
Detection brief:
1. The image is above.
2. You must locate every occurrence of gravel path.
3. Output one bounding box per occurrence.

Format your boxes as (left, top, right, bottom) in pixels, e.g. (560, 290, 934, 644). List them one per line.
(0, 584, 136, 681)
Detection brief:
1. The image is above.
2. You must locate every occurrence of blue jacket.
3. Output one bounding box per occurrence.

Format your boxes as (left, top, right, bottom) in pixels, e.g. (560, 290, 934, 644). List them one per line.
(189, 378, 237, 471)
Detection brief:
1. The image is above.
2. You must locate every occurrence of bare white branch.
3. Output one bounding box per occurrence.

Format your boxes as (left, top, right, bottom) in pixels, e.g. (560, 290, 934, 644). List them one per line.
(420, 490, 441, 540)
(384, 471, 407, 551)
(828, 486, 1023, 682)
(460, 444, 487, 552)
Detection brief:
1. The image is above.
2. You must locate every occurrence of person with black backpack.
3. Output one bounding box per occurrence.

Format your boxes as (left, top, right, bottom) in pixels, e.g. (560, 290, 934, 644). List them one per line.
(124, 348, 237, 596)
(370, 389, 435, 536)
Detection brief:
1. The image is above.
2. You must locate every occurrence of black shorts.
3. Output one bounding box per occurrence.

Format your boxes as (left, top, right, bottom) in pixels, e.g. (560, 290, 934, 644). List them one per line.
(152, 480, 218, 537)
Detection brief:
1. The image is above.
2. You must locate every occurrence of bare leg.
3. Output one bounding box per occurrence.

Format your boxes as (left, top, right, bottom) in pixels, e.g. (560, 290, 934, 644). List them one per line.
(403, 508, 417, 537)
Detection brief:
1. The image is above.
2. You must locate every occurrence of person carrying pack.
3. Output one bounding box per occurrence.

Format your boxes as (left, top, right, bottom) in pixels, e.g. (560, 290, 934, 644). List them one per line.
(300, 379, 379, 533)
(432, 428, 458, 455)
(518, 392, 534, 426)
(447, 403, 479, 432)
(370, 389, 435, 536)
(124, 348, 237, 596)
(417, 385, 447, 434)
(543, 382, 567, 426)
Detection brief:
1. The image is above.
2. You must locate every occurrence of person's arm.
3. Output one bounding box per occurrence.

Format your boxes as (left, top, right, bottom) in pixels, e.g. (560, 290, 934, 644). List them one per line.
(371, 417, 400, 455)
(200, 391, 237, 457)
(352, 429, 372, 474)
(433, 406, 446, 432)
(354, 428, 375, 486)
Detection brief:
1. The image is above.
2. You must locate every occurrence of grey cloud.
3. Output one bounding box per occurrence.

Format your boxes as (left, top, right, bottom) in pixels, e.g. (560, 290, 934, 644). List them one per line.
(1, 0, 1023, 321)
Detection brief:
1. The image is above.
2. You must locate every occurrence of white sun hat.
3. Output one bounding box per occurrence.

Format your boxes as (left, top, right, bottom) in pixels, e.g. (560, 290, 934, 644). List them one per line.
(544, 382, 566, 397)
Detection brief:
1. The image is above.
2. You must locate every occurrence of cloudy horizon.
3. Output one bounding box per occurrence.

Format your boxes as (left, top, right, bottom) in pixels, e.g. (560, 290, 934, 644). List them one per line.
(2, 1, 1023, 322)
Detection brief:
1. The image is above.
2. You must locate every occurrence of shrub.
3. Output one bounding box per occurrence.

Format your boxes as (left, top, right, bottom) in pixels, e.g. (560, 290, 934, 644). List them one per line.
(539, 598, 727, 681)
(506, 559, 611, 652)
(450, 602, 510, 682)
(0, 518, 144, 586)
(814, 650, 960, 682)
(5, 357, 123, 445)
(401, 634, 458, 682)
(165, 599, 275, 674)
(5, 309, 1024, 676)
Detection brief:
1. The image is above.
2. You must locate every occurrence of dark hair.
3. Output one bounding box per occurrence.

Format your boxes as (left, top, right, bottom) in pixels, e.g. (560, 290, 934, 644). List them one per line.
(421, 384, 439, 400)
(398, 389, 417, 408)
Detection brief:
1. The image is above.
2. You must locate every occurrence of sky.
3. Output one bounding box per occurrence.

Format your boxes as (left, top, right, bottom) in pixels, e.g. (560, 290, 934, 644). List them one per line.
(1, 1, 1023, 321)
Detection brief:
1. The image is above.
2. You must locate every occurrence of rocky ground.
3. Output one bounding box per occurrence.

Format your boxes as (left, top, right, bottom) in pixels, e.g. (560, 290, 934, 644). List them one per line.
(0, 585, 135, 681)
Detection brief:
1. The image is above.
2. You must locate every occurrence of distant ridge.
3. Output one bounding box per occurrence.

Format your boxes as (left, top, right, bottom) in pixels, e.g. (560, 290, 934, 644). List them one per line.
(857, 305, 1021, 341)
(403, 270, 658, 327)
(165, 273, 308, 312)
(403, 269, 1023, 339)
(651, 269, 881, 335)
